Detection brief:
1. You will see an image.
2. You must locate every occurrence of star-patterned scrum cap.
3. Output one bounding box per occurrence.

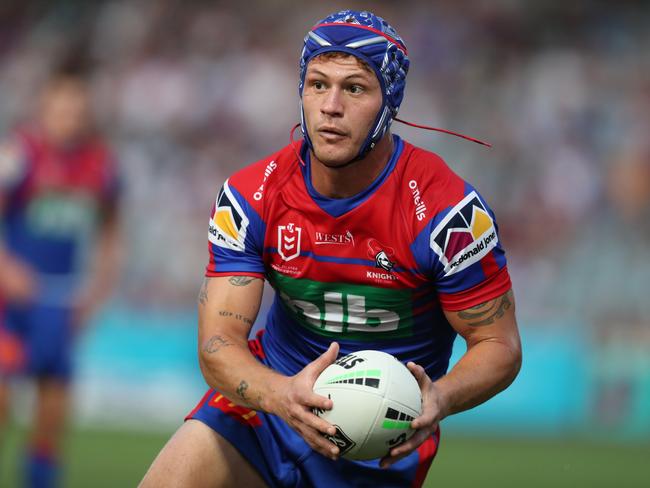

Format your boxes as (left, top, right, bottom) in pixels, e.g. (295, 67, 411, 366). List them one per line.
(299, 10, 410, 160)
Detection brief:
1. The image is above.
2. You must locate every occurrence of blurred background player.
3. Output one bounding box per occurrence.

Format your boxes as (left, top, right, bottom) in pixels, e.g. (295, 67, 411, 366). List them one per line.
(0, 63, 122, 487)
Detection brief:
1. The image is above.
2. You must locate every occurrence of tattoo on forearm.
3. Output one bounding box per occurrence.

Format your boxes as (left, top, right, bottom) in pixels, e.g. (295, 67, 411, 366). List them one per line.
(198, 278, 210, 305)
(228, 276, 254, 287)
(217, 310, 253, 326)
(236, 380, 249, 400)
(458, 291, 513, 326)
(202, 335, 233, 354)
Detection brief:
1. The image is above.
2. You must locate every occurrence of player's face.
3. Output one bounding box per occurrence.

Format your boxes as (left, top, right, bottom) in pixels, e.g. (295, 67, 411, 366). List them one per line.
(40, 78, 92, 146)
(302, 55, 382, 167)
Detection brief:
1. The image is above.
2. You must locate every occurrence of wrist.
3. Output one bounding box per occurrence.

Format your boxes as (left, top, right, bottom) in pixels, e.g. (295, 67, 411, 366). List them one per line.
(431, 380, 452, 421)
(258, 373, 289, 414)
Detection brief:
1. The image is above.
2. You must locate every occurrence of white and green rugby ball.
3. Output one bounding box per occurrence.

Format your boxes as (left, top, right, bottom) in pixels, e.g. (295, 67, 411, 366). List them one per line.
(313, 350, 422, 460)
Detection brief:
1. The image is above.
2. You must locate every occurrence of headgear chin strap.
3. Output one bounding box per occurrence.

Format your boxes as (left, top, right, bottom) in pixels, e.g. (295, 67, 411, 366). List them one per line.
(299, 10, 409, 162)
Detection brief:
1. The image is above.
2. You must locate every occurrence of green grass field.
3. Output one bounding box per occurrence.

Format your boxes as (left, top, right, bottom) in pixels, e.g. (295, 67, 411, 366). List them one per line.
(1, 427, 648, 487)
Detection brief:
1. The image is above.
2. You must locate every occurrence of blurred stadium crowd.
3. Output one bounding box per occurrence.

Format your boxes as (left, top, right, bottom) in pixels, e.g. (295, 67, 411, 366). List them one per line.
(0, 0, 648, 394)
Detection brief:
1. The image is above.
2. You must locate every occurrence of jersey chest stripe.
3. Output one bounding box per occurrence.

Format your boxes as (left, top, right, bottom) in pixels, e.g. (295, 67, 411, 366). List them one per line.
(263, 247, 417, 273)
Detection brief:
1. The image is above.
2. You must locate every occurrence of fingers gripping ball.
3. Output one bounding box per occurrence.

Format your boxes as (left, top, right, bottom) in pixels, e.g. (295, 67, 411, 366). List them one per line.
(313, 350, 422, 460)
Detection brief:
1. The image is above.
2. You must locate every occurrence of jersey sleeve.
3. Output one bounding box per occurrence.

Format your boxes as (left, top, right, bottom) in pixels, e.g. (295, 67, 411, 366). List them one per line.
(412, 183, 511, 311)
(205, 178, 266, 278)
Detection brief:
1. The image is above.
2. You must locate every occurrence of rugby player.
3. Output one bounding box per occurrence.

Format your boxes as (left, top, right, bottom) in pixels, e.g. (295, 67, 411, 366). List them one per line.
(141, 9, 521, 488)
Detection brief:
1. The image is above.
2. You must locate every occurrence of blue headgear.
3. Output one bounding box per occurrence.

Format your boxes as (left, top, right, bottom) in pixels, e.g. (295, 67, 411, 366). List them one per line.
(298, 10, 410, 161)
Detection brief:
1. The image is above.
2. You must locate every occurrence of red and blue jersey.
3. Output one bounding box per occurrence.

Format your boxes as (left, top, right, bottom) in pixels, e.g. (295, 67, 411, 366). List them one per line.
(206, 135, 510, 380)
(0, 126, 119, 307)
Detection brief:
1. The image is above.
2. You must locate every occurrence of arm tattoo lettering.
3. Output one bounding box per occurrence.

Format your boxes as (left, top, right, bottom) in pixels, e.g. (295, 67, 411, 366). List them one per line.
(198, 278, 210, 306)
(228, 276, 254, 287)
(236, 380, 249, 400)
(217, 310, 253, 327)
(202, 335, 233, 354)
(457, 291, 513, 326)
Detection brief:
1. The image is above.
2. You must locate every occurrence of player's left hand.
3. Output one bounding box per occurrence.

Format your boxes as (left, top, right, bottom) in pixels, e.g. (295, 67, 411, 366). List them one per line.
(379, 361, 445, 468)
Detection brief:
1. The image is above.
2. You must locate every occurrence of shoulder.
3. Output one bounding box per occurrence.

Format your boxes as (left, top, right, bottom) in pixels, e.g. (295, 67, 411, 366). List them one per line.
(207, 143, 299, 249)
(86, 135, 116, 162)
(225, 143, 300, 213)
(79, 137, 120, 185)
(396, 140, 508, 293)
(395, 140, 472, 232)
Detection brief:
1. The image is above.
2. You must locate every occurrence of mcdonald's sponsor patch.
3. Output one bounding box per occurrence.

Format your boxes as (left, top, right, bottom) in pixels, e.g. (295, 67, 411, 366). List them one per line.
(209, 180, 249, 251)
(430, 191, 497, 276)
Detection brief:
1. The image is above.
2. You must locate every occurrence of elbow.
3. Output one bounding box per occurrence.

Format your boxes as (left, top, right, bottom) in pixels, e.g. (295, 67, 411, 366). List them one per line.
(198, 351, 211, 383)
(197, 333, 235, 387)
(506, 341, 523, 386)
(198, 349, 224, 390)
(198, 351, 208, 377)
(197, 338, 218, 385)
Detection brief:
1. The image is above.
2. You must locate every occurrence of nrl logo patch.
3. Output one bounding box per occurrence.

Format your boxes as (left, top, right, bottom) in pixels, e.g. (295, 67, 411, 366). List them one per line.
(430, 191, 498, 276)
(278, 223, 302, 261)
(209, 180, 249, 252)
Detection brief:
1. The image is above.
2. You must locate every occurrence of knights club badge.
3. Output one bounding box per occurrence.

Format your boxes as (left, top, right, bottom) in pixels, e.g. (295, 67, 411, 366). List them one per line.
(278, 223, 302, 261)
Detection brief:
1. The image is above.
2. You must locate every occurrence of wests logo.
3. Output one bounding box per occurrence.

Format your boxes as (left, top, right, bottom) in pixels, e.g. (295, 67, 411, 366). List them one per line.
(209, 180, 249, 251)
(314, 230, 354, 246)
(430, 191, 498, 276)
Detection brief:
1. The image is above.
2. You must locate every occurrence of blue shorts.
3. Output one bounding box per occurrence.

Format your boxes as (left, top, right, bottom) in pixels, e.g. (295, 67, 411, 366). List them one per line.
(186, 332, 439, 488)
(0, 304, 74, 381)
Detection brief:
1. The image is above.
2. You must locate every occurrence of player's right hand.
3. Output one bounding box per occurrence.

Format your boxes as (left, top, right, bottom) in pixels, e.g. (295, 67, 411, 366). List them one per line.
(269, 341, 341, 460)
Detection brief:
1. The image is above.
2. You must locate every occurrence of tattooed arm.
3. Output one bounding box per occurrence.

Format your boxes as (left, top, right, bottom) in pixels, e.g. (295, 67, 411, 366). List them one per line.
(381, 289, 521, 467)
(197, 275, 341, 459)
(435, 289, 521, 415)
(197, 275, 270, 409)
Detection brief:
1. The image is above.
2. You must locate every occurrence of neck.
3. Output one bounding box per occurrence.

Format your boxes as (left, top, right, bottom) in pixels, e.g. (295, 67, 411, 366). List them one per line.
(310, 134, 394, 199)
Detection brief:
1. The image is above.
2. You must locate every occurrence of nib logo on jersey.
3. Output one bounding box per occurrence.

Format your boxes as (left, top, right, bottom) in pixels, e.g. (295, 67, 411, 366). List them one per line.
(430, 191, 498, 276)
(209, 180, 249, 251)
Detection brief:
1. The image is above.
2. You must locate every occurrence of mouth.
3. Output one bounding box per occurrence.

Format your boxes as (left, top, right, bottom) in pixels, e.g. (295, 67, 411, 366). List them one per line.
(317, 126, 347, 140)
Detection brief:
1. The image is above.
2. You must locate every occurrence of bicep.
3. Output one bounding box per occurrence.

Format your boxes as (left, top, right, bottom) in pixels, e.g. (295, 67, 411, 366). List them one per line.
(443, 289, 520, 351)
(198, 275, 265, 347)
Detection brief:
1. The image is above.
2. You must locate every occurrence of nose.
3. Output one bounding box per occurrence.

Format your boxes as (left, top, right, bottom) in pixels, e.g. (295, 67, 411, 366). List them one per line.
(321, 86, 344, 117)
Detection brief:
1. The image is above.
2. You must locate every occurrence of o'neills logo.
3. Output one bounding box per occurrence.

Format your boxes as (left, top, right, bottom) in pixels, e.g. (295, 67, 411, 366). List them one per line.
(430, 191, 498, 276)
(314, 230, 354, 246)
(409, 180, 427, 221)
(253, 160, 277, 201)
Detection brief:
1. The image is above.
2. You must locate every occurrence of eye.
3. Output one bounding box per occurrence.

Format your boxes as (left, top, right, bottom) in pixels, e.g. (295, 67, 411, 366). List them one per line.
(348, 84, 364, 94)
(313, 80, 325, 90)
